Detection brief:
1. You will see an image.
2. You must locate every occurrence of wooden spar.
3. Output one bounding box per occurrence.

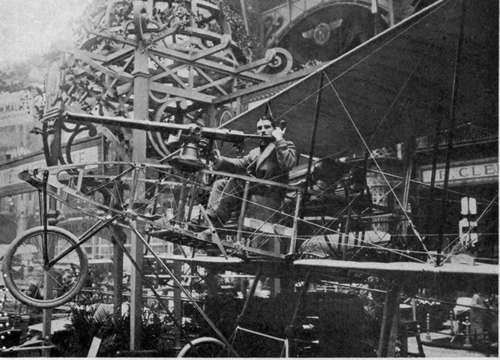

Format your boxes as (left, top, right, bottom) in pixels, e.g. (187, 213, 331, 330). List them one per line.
(377, 281, 401, 357)
(288, 191, 302, 256)
(301, 72, 325, 214)
(230, 266, 263, 343)
(436, 0, 466, 265)
(386, 288, 401, 357)
(110, 176, 125, 322)
(237, 181, 250, 245)
(376, 289, 390, 356)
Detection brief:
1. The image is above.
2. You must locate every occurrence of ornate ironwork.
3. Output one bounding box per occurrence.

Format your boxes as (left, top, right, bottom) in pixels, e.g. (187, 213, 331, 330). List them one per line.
(38, 0, 294, 163)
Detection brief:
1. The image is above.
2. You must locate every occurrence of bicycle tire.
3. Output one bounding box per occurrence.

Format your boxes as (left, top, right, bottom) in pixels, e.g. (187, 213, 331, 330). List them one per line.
(177, 337, 227, 357)
(2, 226, 88, 309)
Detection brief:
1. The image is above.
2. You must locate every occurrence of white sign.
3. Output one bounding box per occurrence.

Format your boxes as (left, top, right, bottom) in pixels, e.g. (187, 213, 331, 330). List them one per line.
(421, 160, 498, 184)
(0, 147, 99, 188)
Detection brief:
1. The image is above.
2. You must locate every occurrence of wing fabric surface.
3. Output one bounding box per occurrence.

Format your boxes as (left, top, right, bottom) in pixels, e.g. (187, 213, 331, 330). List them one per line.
(221, 0, 498, 159)
(294, 259, 498, 276)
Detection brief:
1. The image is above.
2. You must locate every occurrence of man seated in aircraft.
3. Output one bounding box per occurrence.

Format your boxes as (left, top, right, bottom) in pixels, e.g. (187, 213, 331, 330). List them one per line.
(204, 115, 296, 229)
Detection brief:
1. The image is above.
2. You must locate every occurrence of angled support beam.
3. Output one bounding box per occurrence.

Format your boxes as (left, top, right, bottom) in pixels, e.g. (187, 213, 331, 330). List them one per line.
(149, 81, 215, 103)
(150, 47, 269, 82)
(436, 0, 466, 265)
(149, 56, 187, 89)
(302, 72, 325, 208)
(195, 67, 229, 95)
(103, 47, 134, 66)
(69, 49, 134, 82)
(87, 28, 137, 47)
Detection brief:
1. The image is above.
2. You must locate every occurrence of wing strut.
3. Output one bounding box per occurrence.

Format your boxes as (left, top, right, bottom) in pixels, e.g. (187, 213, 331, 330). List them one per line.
(324, 72, 428, 253)
(436, 0, 466, 266)
(301, 72, 325, 215)
(423, 104, 444, 243)
(377, 282, 402, 357)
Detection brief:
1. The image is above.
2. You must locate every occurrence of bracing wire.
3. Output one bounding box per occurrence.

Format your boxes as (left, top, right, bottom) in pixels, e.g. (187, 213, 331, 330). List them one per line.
(323, 72, 429, 254)
(222, 0, 448, 128)
(166, 171, 428, 263)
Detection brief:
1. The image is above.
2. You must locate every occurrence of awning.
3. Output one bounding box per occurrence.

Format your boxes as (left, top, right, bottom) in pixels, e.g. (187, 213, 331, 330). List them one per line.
(221, 0, 498, 159)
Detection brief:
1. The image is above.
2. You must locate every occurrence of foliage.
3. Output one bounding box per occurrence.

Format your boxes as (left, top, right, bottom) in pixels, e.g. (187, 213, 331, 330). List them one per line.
(52, 306, 178, 357)
(51, 308, 100, 356)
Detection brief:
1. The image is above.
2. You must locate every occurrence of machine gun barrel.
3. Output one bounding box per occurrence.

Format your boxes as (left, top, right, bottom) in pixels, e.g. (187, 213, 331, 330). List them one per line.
(64, 112, 272, 143)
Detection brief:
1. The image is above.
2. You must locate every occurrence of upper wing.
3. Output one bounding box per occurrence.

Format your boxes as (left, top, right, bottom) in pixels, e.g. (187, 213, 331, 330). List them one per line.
(221, 0, 497, 159)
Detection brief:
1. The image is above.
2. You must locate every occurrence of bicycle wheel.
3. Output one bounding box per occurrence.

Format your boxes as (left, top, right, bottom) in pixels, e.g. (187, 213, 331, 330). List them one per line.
(177, 337, 227, 357)
(2, 226, 88, 309)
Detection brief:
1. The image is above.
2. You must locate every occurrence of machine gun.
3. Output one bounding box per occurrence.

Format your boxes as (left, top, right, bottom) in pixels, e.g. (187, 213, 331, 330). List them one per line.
(64, 112, 275, 172)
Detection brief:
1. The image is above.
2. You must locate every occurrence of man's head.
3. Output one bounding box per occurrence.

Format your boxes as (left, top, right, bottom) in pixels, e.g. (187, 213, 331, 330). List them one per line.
(256, 116, 275, 137)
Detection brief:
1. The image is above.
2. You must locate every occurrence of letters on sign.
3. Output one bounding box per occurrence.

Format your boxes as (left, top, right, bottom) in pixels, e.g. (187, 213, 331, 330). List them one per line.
(421, 160, 498, 185)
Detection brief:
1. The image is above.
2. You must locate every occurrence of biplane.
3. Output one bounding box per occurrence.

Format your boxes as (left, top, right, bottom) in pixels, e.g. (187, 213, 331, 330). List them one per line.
(1, 0, 497, 356)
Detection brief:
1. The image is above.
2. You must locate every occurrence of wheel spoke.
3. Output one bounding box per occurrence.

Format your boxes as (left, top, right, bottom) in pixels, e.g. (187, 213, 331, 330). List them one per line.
(2, 227, 88, 309)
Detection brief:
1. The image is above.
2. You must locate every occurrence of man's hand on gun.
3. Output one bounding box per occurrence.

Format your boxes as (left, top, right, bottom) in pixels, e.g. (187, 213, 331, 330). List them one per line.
(272, 127, 285, 141)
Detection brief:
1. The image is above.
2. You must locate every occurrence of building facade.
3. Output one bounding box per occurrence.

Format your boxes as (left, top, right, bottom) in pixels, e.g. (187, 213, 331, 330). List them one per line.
(415, 124, 498, 260)
(0, 90, 43, 162)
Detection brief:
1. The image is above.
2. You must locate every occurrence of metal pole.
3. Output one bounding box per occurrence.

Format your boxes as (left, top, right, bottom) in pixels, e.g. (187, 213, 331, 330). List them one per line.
(129, 0, 151, 350)
(239, 0, 250, 35)
(41, 175, 56, 356)
(173, 261, 182, 351)
(112, 226, 125, 322)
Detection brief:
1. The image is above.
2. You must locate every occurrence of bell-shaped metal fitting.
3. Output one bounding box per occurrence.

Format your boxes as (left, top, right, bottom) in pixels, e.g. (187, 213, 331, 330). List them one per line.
(169, 141, 205, 172)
